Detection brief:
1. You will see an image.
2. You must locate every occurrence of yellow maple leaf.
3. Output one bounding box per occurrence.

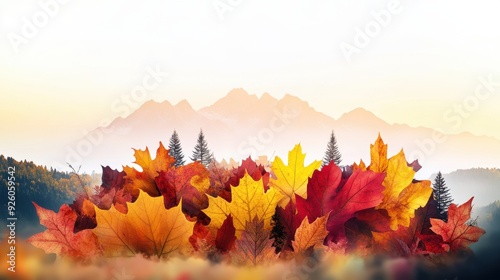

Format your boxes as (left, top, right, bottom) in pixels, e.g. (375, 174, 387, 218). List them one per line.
(292, 214, 329, 254)
(376, 149, 433, 230)
(384, 180, 433, 230)
(93, 190, 195, 257)
(270, 144, 321, 206)
(123, 142, 175, 196)
(381, 150, 415, 199)
(368, 134, 388, 173)
(203, 172, 283, 237)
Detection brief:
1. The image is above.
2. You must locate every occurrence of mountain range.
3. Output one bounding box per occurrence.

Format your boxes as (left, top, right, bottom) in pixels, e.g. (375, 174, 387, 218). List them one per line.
(77, 89, 500, 182)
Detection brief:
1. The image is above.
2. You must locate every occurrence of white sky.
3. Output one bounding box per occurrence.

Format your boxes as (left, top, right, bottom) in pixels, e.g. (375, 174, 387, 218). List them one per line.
(1, 0, 500, 165)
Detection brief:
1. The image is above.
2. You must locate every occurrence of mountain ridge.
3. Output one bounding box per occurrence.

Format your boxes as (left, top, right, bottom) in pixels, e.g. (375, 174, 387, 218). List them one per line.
(80, 89, 500, 181)
(431, 168, 500, 207)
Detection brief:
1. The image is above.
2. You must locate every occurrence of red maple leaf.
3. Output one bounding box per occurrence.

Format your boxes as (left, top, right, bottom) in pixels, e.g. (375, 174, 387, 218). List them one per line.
(296, 162, 343, 223)
(229, 157, 270, 191)
(296, 163, 385, 243)
(189, 221, 213, 252)
(189, 215, 236, 255)
(215, 214, 237, 254)
(89, 165, 131, 211)
(100, 165, 126, 191)
(274, 200, 300, 252)
(156, 161, 210, 223)
(70, 166, 131, 232)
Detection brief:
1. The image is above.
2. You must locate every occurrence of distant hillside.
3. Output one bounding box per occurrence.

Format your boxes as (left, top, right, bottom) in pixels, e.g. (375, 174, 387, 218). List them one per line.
(474, 200, 500, 226)
(0, 155, 100, 237)
(430, 168, 500, 208)
(466, 201, 500, 277)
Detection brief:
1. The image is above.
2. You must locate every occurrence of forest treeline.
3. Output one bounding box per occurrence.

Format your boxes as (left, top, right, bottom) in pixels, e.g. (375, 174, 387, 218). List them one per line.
(0, 155, 98, 237)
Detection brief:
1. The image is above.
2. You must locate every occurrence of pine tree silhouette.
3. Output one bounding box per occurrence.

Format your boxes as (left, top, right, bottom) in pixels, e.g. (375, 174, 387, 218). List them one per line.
(432, 171, 453, 221)
(190, 129, 213, 167)
(168, 130, 185, 167)
(323, 130, 342, 166)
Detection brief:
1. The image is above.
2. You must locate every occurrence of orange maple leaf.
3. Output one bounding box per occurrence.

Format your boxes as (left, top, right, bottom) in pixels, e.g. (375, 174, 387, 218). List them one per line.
(368, 134, 388, 173)
(27, 203, 102, 261)
(93, 190, 195, 258)
(123, 142, 175, 197)
(292, 214, 329, 254)
(352, 159, 367, 172)
(430, 197, 486, 252)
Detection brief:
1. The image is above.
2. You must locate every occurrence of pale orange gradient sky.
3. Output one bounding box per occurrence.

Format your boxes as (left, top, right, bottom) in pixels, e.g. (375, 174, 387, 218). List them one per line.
(1, 0, 500, 168)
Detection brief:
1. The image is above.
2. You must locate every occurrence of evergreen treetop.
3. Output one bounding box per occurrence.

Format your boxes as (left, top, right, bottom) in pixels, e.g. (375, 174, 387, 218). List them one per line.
(323, 130, 342, 166)
(190, 129, 213, 167)
(433, 171, 454, 221)
(168, 130, 185, 167)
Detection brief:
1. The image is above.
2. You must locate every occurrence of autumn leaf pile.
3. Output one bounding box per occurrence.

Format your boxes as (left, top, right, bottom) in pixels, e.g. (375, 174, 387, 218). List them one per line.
(28, 136, 485, 266)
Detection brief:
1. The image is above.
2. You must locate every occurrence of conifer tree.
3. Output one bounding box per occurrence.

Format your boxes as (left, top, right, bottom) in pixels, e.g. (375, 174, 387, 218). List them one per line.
(168, 130, 185, 167)
(190, 129, 213, 167)
(433, 171, 453, 221)
(323, 130, 342, 166)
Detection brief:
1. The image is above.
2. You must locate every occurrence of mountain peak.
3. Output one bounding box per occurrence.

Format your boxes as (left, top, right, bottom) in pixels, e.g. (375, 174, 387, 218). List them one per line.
(338, 107, 387, 127)
(226, 88, 255, 100)
(175, 99, 193, 111)
(278, 94, 311, 111)
(144, 99, 159, 106)
(340, 107, 378, 119)
(282, 93, 300, 101)
(260, 92, 278, 103)
(139, 100, 165, 111)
